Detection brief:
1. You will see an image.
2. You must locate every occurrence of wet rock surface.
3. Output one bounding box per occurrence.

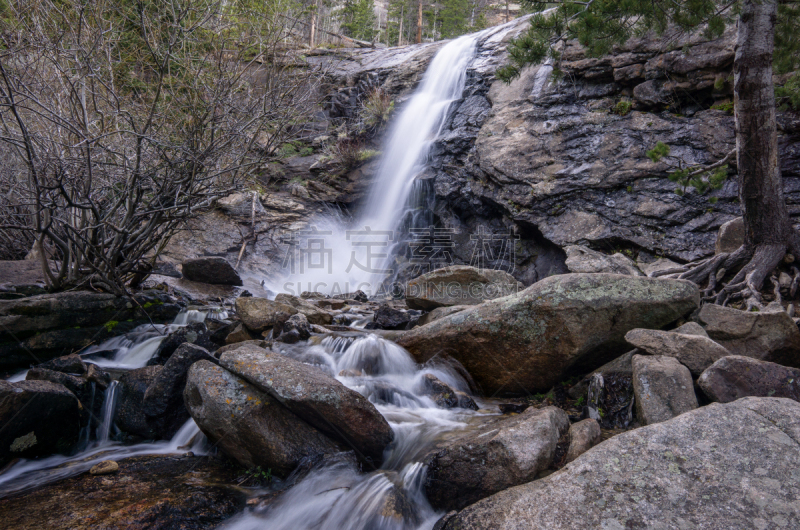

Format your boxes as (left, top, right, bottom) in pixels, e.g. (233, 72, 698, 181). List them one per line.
(114, 366, 163, 440)
(398, 274, 699, 395)
(422, 406, 569, 511)
(0, 455, 245, 529)
(443, 398, 800, 530)
(147, 322, 218, 366)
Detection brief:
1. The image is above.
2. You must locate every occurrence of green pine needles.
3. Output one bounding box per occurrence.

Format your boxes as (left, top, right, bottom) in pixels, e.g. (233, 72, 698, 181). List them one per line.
(646, 142, 727, 202)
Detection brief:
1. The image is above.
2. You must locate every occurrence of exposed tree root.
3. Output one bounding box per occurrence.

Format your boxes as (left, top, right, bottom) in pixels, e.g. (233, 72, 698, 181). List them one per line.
(653, 241, 796, 311)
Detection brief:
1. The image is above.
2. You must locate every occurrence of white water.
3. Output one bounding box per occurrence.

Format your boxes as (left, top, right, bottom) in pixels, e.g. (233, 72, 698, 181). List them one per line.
(273, 34, 480, 298)
(0, 309, 211, 495)
(223, 333, 489, 530)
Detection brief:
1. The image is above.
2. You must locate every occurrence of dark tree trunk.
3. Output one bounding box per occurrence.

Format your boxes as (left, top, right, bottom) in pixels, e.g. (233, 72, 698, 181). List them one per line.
(735, 0, 791, 252)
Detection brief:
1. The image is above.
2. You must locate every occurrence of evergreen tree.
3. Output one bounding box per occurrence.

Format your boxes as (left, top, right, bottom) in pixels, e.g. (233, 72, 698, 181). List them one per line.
(340, 0, 377, 40)
(498, 0, 800, 309)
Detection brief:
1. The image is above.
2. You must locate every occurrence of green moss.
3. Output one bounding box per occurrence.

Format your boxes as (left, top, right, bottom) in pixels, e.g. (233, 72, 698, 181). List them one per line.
(611, 99, 633, 116)
(711, 101, 734, 113)
(103, 320, 120, 333)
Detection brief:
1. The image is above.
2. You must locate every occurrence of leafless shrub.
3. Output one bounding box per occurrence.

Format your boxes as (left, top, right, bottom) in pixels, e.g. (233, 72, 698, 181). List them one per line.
(0, 0, 324, 293)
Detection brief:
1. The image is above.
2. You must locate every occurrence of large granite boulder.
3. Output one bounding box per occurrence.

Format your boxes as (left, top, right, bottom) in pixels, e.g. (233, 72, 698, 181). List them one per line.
(397, 274, 699, 395)
(632, 354, 698, 425)
(0, 380, 81, 465)
(273, 293, 333, 325)
(715, 216, 745, 254)
(698, 355, 800, 403)
(219, 345, 393, 464)
(694, 303, 800, 366)
(443, 397, 800, 530)
(181, 257, 242, 286)
(423, 406, 569, 511)
(405, 266, 523, 310)
(234, 296, 297, 333)
(625, 327, 731, 376)
(184, 360, 343, 475)
(147, 322, 217, 366)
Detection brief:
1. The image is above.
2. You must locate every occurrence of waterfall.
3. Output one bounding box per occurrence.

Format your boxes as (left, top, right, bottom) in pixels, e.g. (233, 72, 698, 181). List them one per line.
(274, 34, 480, 298)
(96, 381, 119, 444)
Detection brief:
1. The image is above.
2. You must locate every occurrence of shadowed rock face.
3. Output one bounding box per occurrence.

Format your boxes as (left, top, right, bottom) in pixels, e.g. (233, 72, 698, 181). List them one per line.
(422, 406, 569, 511)
(397, 274, 699, 395)
(443, 397, 800, 530)
(698, 355, 800, 403)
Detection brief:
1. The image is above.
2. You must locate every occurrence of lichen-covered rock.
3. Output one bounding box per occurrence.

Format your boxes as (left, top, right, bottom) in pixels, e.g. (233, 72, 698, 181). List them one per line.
(0, 380, 81, 466)
(698, 355, 800, 403)
(695, 303, 800, 366)
(219, 345, 393, 465)
(181, 257, 242, 286)
(443, 398, 800, 530)
(632, 354, 698, 425)
(397, 274, 699, 395)
(234, 296, 296, 333)
(405, 266, 523, 310)
(422, 406, 569, 511)
(274, 294, 333, 325)
(184, 360, 343, 475)
(417, 305, 469, 326)
(564, 245, 642, 276)
(625, 327, 731, 376)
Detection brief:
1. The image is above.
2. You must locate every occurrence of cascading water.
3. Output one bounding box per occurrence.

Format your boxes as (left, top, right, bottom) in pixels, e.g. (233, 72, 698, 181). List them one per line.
(274, 34, 479, 298)
(222, 333, 487, 530)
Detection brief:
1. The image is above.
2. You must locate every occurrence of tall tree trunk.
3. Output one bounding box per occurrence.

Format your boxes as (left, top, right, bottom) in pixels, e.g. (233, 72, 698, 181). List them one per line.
(733, 0, 799, 287)
(417, 0, 422, 44)
(398, 5, 403, 46)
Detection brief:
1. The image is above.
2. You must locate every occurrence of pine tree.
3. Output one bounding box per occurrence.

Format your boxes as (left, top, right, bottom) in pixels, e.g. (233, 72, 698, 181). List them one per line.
(498, 0, 800, 309)
(340, 0, 377, 40)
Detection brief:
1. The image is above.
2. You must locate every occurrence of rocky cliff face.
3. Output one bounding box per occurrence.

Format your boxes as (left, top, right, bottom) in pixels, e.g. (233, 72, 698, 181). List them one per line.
(160, 17, 800, 288)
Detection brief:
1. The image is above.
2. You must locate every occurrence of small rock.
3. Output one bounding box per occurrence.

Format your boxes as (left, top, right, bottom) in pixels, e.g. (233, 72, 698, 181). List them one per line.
(89, 460, 119, 475)
(181, 257, 242, 286)
(715, 217, 744, 254)
(276, 314, 312, 343)
(564, 418, 602, 463)
(274, 294, 333, 325)
(632, 354, 698, 425)
(420, 374, 478, 410)
(373, 304, 412, 330)
(224, 323, 258, 344)
(36, 354, 86, 375)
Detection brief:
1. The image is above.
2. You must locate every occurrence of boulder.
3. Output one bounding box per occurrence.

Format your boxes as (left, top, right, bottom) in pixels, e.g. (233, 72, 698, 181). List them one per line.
(180, 257, 242, 286)
(147, 322, 216, 366)
(0, 380, 81, 466)
(184, 360, 343, 475)
(417, 305, 469, 326)
(695, 303, 800, 366)
(37, 354, 87, 375)
(142, 343, 217, 438)
(564, 245, 642, 276)
(275, 313, 312, 343)
(405, 265, 524, 310)
(443, 398, 800, 530)
(625, 328, 731, 376)
(397, 274, 699, 395)
(114, 366, 163, 439)
(234, 296, 296, 333)
(715, 216, 744, 254)
(422, 406, 570, 511)
(420, 373, 478, 410)
(632, 354, 698, 425)
(26, 368, 99, 427)
(373, 304, 412, 330)
(219, 346, 393, 464)
(274, 294, 333, 325)
(698, 355, 800, 403)
(564, 418, 601, 464)
(224, 323, 258, 344)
